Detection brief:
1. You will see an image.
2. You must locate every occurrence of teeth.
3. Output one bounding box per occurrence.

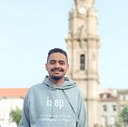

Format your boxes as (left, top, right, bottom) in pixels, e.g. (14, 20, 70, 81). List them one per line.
(54, 69, 61, 71)
(51, 68, 63, 72)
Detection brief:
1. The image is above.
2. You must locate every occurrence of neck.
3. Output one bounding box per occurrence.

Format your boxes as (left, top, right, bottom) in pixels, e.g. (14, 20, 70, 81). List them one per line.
(49, 77, 65, 86)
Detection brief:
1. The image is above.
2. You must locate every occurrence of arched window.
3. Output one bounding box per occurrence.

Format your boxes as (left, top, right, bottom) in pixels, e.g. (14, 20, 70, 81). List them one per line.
(80, 54, 85, 70)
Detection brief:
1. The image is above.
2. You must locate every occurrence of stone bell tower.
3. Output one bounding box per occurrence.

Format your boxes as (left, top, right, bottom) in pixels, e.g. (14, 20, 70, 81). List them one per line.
(65, 0, 100, 127)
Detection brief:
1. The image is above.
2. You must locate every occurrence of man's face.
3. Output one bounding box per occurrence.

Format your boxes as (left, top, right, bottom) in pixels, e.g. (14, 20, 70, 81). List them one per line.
(45, 52, 69, 81)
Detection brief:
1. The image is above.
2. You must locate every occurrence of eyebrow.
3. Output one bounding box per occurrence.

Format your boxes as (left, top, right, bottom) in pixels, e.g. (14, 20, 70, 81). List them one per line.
(49, 60, 65, 63)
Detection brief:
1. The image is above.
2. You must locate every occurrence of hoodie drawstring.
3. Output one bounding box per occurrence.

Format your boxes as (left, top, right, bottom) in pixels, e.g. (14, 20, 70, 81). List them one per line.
(62, 90, 78, 125)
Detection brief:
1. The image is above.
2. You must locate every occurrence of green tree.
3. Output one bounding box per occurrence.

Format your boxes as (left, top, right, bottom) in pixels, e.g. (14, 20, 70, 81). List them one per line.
(120, 107, 128, 127)
(9, 107, 22, 127)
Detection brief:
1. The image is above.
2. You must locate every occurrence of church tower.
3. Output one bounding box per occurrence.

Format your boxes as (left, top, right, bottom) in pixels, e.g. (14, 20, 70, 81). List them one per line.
(65, 0, 100, 126)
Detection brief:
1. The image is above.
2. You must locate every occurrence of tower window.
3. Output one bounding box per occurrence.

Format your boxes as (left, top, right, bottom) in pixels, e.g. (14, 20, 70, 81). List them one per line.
(80, 54, 85, 70)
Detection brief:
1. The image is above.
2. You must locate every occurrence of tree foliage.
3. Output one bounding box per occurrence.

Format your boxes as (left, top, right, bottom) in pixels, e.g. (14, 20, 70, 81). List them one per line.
(120, 107, 128, 127)
(10, 107, 22, 127)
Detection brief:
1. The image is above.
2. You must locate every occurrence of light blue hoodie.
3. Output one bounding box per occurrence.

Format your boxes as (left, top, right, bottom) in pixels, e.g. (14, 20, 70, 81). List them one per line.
(19, 76, 86, 127)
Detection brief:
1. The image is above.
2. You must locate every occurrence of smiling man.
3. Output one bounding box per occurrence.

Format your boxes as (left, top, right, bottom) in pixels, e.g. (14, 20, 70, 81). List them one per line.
(19, 48, 86, 127)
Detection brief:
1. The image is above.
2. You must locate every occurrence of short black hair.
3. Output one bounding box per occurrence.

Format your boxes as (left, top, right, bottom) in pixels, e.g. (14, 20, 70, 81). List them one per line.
(47, 48, 68, 63)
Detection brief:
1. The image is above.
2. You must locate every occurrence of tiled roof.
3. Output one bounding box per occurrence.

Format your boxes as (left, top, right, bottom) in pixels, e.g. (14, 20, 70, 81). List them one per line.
(0, 88, 29, 97)
(100, 97, 118, 102)
(100, 93, 118, 102)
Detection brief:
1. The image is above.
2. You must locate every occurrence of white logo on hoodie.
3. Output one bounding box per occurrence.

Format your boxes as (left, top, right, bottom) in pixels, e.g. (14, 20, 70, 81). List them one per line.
(46, 97, 64, 109)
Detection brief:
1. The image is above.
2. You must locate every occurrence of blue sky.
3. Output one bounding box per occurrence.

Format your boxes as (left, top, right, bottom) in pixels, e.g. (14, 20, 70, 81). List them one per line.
(0, 0, 128, 90)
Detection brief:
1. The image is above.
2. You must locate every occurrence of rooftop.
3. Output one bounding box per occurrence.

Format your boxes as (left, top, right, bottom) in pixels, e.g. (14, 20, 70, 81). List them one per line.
(0, 88, 29, 97)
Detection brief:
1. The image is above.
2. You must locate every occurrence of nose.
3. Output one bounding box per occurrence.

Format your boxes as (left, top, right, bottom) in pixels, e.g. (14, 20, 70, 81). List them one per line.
(54, 62, 60, 68)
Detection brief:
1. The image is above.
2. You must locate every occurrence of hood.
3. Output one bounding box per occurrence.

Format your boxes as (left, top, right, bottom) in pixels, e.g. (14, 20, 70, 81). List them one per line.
(42, 76, 78, 120)
(43, 76, 76, 90)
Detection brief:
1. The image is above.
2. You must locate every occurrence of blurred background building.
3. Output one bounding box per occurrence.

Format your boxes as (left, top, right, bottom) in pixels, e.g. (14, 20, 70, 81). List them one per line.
(0, 88, 128, 127)
(0, 88, 28, 127)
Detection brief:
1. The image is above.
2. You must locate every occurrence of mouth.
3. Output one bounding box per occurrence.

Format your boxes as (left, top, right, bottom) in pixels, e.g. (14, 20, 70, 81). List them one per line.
(50, 68, 64, 80)
(51, 68, 63, 72)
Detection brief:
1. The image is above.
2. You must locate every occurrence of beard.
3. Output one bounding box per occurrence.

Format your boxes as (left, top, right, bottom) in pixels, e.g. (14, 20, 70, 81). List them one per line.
(51, 75, 63, 80)
(50, 68, 64, 80)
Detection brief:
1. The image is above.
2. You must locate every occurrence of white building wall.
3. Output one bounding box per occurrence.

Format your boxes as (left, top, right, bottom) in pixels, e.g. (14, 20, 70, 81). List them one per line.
(0, 98, 23, 127)
(100, 102, 118, 126)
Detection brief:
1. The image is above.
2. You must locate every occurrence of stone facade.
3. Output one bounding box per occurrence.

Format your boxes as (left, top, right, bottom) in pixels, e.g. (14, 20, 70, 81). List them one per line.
(65, 0, 100, 126)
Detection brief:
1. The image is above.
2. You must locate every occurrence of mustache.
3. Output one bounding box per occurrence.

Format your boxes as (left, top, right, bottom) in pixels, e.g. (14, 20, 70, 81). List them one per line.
(51, 68, 64, 72)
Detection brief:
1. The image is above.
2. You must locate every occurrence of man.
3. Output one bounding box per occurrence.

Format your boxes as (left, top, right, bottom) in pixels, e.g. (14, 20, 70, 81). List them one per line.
(19, 48, 86, 127)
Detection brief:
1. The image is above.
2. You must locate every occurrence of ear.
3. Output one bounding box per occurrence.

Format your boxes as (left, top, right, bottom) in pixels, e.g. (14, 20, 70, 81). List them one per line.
(66, 64, 69, 70)
(45, 64, 48, 71)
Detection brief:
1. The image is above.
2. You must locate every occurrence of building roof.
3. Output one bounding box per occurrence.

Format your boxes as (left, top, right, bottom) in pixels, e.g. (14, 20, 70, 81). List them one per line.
(100, 92, 118, 102)
(0, 88, 29, 97)
(100, 97, 118, 102)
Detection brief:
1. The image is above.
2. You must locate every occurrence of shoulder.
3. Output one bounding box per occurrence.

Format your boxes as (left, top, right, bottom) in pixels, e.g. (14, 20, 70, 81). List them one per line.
(27, 83, 44, 95)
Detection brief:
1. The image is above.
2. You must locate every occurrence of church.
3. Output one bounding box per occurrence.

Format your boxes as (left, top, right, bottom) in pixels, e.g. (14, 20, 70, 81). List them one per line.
(65, 0, 100, 127)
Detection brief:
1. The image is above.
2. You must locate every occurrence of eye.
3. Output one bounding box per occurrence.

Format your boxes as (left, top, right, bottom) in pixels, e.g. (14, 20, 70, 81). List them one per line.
(59, 61, 65, 65)
(49, 60, 56, 65)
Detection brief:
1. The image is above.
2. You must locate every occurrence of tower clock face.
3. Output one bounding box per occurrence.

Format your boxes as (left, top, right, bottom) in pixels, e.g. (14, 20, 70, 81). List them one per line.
(78, 6, 86, 14)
